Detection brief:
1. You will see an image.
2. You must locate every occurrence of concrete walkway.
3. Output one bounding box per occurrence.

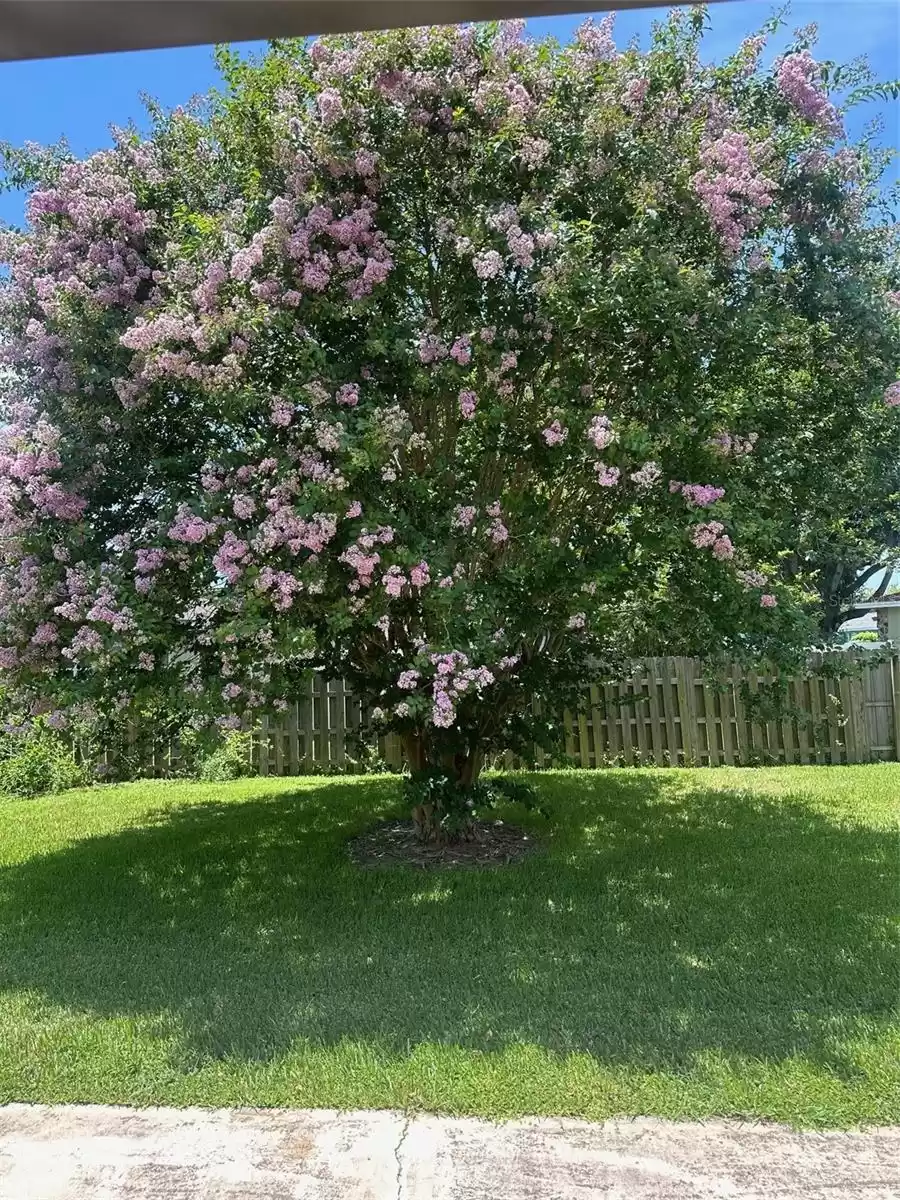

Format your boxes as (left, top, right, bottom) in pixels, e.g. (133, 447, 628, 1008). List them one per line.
(1, 1104, 898, 1199)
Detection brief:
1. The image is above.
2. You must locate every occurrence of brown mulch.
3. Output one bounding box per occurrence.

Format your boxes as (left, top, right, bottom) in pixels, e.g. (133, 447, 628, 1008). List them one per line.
(347, 818, 542, 870)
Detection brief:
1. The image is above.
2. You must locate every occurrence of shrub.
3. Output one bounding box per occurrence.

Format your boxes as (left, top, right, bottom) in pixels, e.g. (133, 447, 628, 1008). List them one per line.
(0, 731, 86, 797)
(196, 730, 254, 782)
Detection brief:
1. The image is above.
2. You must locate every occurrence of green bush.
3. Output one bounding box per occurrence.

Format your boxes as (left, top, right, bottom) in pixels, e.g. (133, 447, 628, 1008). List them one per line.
(196, 730, 254, 782)
(0, 733, 87, 798)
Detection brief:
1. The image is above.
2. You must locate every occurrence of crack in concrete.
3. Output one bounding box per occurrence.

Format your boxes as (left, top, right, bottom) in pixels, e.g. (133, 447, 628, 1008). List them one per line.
(394, 1114, 412, 1200)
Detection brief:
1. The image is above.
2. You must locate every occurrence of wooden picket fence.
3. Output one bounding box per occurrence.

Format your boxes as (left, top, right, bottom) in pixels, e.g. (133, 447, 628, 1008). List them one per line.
(226, 652, 899, 776)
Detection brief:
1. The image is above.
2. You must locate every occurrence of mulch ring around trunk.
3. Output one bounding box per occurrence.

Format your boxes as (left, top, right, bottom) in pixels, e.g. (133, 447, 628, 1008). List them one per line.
(348, 818, 542, 869)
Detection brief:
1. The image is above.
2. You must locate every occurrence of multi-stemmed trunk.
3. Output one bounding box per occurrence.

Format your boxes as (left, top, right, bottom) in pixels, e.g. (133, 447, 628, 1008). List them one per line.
(402, 732, 485, 843)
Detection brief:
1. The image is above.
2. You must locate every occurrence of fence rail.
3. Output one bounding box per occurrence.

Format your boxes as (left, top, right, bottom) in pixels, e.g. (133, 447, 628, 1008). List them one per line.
(211, 653, 897, 776)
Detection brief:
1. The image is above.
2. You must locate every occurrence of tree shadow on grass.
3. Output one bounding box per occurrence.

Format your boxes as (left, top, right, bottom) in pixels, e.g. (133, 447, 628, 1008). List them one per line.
(0, 771, 895, 1078)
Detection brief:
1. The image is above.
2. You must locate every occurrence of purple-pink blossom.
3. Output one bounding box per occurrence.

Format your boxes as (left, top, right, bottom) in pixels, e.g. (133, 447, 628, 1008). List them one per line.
(473, 250, 503, 280)
(776, 51, 842, 135)
(672, 482, 725, 507)
(317, 88, 345, 127)
(336, 383, 359, 407)
(692, 131, 775, 254)
(594, 463, 620, 487)
(587, 414, 615, 450)
(630, 461, 661, 490)
(458, 389, 478, 420)
(760, 593, 778, 608)
(691, 521, 725, 549)
(450, 336, 472, 365)
(269, 398, 293, 427)
(737, 569, 768, 590)
(168, 508, 216, 544)
(382, 565, 407, 597)
(31, 622, 58, 646)
(410, 561, 430, 588)
(542, 420, 568, 446)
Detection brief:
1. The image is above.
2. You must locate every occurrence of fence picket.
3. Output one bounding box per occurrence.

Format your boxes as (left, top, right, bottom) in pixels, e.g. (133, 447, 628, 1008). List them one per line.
(632, 664, 650, 765)
(701, 670, 720, 766)
(661, 662, 679, 766)
(645, 658, 665, 766)
(618, 678, 635, 765)
(808, 671, 826, 765)
(589, 685, 605, 768)
(604, 681, 621, 762)
(718, 669, 735, 766)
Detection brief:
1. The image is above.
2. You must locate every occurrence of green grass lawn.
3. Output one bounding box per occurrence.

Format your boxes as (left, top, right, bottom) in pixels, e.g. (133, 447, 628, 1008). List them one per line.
(0, 765, 897, 1127)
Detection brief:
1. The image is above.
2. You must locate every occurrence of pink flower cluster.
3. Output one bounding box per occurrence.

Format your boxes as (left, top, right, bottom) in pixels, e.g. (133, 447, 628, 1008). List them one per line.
(708, 431, 758, 456)
(691, 521, 734, 560)
(317, 87, 345, 127)
(450, 336, 472, 365)
(760, 594, 778, 608)
(135, 548, 166, 575)
(776, 52, 842, 135)
(61, 625, 104, 660)
(31, 622, 58, 646)
(168, 508, 217, 544)
(429, 650, 494, 728)
(669, 481, 725, 507)
(630, 461, 661, 490)
(473, 250, 503, 280)
(336, 383, 360, 406)
(417, 334, 448, 364)
(458, 389, 478, 420)
(573, 15, 616, 63)
(452, 505, 477, 530)
(339, 544, 380, 588)
(737, 569, 768, 590)
(594, 463, 620, 487)
(506, 225, 535, 268)
(213, 532, 252, 583)
(256, 567, 305, 610)
(587, 414, 616, 450)
(270, 398, 294, 426)
(542, 420, 568, 446)
(382, 565, 407, 597)
(884, 382, 900, 408)
(692, 131, 775, 253)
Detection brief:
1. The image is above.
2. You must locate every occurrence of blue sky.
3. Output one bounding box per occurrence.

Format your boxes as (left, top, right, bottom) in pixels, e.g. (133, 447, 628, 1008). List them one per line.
(0, 1, 897, 226)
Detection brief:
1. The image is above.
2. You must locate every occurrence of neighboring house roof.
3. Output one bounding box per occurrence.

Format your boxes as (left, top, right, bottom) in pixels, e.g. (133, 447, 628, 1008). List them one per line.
(838, 613, 878, 633)
(860, 592, 900, 609)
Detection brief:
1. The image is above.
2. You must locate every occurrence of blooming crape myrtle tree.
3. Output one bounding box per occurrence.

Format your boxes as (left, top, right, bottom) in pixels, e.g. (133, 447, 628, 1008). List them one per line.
(1, 12, 896, 833)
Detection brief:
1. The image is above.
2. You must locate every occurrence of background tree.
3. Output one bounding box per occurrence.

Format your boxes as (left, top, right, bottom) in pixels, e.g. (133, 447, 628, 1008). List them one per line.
(0, 12, 897, 834)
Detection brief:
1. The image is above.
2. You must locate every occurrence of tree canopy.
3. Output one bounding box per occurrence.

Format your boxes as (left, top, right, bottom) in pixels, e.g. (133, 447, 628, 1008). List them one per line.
(0, 11, 898, 784)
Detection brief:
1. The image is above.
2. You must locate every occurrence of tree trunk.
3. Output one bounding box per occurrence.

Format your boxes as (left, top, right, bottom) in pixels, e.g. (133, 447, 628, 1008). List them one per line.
(403, 732, 484, 844)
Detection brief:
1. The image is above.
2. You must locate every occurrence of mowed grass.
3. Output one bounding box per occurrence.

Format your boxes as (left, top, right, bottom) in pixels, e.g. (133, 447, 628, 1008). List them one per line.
(0, 765, 897, 1127)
